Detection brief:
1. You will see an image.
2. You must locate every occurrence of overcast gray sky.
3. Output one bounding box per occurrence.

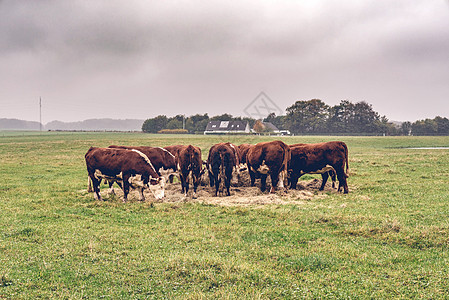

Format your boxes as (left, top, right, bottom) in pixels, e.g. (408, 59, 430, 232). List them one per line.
(1, 0, 448, 123)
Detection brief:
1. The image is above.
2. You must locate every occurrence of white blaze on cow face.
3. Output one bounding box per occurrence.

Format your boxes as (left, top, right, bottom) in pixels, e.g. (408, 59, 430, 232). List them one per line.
(149, 177, 166, 200)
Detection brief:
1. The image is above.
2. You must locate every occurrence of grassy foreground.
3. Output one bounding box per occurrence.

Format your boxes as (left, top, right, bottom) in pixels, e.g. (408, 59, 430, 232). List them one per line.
(1, 132, 449, 299)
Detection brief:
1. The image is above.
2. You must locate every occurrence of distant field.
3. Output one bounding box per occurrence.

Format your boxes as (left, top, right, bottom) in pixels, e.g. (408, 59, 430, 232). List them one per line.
(1, 132, 449, 299)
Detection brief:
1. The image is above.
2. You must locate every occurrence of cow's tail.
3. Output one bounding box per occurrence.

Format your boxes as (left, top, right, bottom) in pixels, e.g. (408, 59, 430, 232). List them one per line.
(283, 144, 291, 180)
(343, 142, 349, 177)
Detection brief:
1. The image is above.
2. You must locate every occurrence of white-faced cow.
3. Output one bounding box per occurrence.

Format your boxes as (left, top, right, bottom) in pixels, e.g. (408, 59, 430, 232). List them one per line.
(85, 147, 165, 202)
(289, 141, 349, 193)
(246, 140, 290, 193)
(207, 143, 238, 196)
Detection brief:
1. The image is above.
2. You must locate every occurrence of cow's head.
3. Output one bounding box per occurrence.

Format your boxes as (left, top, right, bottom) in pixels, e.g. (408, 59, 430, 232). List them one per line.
(149, 176, 166, 200)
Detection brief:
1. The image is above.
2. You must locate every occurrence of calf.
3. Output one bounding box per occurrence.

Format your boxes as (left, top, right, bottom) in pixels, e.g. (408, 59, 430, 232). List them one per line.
(289, 141, 349, 193)
(85, 147, 165, 202)
(207, 143, 238, 196)
(246, 140, 290, 193)
(176, 145, 204, 198)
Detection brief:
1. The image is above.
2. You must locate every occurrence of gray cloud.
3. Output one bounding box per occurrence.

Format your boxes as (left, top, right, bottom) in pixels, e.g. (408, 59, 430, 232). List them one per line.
(1, 0, 448, 122)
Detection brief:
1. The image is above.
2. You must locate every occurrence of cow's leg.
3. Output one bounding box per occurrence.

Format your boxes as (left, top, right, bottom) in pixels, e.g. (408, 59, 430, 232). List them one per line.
(90, 175, 103, 201)
(108, 180, 116, 195)
(270, 170, 280, 193)
(320, 172, 329, 191)
(214, 173, 220, 196)
(193, 175, 199, 199)
(225, 169, 232, 196)
(87, 176, 93, 192)
(260, 174, 267, 192)
(138, 187, 145, 201)
(330, 171, 337, 189)
(122, 176, 130, 202)
(248, 168, 256, 187)
(335, 169, 349, 194)
(277, 169, 287, 189)
(180, 174, 186, 194)
(184, 172, 190, 197)
(290, 173, 299, 189)
(208, 169, 215, 187)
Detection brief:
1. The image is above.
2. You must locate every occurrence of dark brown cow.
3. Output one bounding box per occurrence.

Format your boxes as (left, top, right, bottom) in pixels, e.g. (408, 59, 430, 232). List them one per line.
(176, 145, 204, 198)
(246, 140, 290, 193)
(85, 147, 165, 202)
(109, 145, 176, 174)
(288, 143, 337, 189)
(105, 145, 175, 194)
(289, 141, 349, 193)
(163, 145, 185, 157)
(207, 143, 238, 196)
(237, 143, 253, 165)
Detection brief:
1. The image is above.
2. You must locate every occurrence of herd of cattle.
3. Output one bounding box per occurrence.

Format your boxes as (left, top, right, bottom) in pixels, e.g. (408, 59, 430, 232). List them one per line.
(85, 140, 349, 202)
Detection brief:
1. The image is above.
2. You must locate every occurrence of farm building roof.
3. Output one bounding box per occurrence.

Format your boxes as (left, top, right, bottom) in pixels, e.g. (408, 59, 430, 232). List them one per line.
(204, 121, 250, 134)
(262, 122, 279, 132)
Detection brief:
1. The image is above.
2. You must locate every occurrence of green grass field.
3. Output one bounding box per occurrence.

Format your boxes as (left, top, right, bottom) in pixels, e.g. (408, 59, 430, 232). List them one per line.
(1, 132, 449, 299)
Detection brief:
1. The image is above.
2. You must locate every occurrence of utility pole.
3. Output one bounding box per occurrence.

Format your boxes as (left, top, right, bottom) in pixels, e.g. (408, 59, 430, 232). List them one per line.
(182, 115, 185, 130)
(39, 97, 42, 131)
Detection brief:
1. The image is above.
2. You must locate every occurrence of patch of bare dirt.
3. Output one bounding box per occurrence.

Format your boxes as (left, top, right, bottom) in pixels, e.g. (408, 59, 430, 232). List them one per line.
(85, 170, 342, 207)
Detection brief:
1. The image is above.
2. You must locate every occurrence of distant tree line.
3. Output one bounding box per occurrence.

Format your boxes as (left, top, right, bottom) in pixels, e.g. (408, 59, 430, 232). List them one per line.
(142, 99, 449, 136)
(142, 114, 255, 134)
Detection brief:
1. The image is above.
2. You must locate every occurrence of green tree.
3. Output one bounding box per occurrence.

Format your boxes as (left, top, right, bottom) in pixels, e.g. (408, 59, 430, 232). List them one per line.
(352, 101, 381, 133)
(327, 100, 354, 133)
(285, 99, 329, 134)
(166, 118, 183, 130)
(264, 112, 286, 130)
(186, 114, 209, 133)
(412, 119, 438, 135)
(142, 115, 168, 133)
(435, 116, 449, 135)
(400, 121, 412, 136)
(210, 114, 234, 121)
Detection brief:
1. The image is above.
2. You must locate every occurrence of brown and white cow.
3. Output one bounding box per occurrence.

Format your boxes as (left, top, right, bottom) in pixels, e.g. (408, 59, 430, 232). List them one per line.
(85, 147, 165, 202)
(207, 143, 238, 196)
(246, 140, 290, 193)
(289, 141, 349, 193)
(105, 145, 175, 194)
(288, 143, 337, 189)
(175, 145, 204, 198)
(108, 145, 176, 174)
